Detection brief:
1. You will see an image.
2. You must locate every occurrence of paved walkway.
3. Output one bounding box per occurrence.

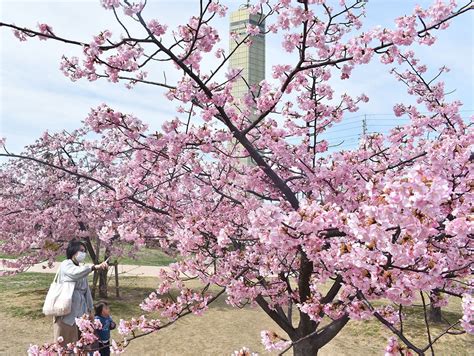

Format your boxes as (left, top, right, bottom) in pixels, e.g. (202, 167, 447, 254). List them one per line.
(1, 260, 171, 277)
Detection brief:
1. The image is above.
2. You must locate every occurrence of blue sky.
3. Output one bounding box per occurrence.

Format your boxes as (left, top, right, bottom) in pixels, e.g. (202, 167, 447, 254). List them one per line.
(0, 0, 472, 155)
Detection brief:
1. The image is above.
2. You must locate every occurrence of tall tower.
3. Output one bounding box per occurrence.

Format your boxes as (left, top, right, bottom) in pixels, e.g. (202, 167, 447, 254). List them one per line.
(229, 5, 266, 105)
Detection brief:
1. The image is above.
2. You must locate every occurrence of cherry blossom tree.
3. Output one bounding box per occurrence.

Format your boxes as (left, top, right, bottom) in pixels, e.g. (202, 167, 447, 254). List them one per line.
(0, 129, 170, 297)
(1, 0, 473, 355)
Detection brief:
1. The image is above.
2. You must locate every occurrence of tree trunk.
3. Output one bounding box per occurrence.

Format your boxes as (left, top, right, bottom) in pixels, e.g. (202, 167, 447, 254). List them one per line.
(85, 235, 100, 298)
(98, 268, 108, 299)
(292, 339, 319, 356)
(429, 304, 442, 323)
(429, 291, 442, 323)
(91, 270, 99, 298)
(96, 247, 111, 299)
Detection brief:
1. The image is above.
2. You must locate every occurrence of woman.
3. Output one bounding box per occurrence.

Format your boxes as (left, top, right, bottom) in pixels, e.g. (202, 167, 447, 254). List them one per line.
(53, 240, 108, 346)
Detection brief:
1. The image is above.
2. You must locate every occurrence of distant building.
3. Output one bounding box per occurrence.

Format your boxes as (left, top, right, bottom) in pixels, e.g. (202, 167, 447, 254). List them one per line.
(229, 5, 266, 106)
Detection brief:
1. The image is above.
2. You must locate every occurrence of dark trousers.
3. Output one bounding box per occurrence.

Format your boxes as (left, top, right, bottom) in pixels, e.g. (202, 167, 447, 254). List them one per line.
(89, 340, 110, 356)
(98, 340, 110, 356)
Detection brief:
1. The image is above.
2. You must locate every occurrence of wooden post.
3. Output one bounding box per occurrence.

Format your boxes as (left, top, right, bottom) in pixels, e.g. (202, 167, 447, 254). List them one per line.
(114, 262, 120, 298)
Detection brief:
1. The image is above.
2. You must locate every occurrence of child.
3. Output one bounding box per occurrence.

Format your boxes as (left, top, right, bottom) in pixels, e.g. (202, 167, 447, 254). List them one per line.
(94, 301, 116, 356)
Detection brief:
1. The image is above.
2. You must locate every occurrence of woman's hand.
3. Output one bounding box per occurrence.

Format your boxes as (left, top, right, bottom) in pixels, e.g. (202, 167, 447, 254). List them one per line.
(93, 261, 108, 270)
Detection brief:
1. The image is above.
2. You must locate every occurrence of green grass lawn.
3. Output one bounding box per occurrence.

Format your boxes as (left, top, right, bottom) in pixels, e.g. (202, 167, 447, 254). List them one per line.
(0, 252, 22, 259)
(0, 272, 472, 356)
(114, 247, 176, 266)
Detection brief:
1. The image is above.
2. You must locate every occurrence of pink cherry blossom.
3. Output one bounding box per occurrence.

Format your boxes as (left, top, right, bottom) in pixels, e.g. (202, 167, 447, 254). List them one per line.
(208, 2, 228, 17)
(12, 28, 27, 41)
(123, 2, 144, 16)
(246, 24, 261, 36)
(260, 330, 291, 351)
(101, 0, 120, 10)
(232, 347, 258, 356)
(2, 1, 473, 355)
(461, 293, 474, 334)
(148, 19, 167, 37)
(35, 23, 53, 40)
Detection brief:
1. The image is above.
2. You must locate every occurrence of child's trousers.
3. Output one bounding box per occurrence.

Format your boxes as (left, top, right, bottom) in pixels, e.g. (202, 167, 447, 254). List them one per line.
(89, 340, 110, 356)
(98, 340, 110, 356)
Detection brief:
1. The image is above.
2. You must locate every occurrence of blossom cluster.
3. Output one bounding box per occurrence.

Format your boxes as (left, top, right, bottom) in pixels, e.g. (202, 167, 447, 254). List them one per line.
(260, 330, 291, 352)
(27, 315, 102, 356)
(461, 293, 474, 335)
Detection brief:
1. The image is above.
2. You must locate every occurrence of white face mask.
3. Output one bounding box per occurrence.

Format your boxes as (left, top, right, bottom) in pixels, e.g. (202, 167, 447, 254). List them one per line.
(75, 251, 87, 263)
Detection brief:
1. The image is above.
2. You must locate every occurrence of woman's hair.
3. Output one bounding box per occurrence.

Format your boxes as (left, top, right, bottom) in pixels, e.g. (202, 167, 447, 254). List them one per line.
(94, 301, 109, 316)
(66, 239, 86, 260)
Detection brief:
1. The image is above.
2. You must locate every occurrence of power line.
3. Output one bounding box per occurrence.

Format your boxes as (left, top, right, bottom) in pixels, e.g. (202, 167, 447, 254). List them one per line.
(347, 109, 474, 117)
(324, 124, 363, 134)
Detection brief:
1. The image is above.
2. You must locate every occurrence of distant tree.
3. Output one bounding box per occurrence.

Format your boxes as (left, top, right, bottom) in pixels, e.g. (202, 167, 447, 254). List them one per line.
(0, 131, 168, 297)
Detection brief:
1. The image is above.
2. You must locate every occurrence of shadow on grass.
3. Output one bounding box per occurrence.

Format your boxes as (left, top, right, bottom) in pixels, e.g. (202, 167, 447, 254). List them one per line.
(0, 272, 235, 322)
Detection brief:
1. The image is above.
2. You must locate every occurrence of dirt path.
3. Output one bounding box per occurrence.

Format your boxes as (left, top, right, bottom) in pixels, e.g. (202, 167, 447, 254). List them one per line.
(1, 260, 171, 277)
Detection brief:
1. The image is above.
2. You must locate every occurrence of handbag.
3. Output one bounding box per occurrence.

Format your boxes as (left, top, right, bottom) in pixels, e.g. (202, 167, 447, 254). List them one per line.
(42, 267, 76, 316)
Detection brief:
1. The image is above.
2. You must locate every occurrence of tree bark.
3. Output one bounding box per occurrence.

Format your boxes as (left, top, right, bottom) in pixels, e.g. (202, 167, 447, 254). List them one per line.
(97, 268, 108, 299)
(297, 253, 317, 335)
(84, 235, 100, 298)
(429, 292, 443, 323)
(292, 339, 319, 356)
(96, 247, 111, 299)
(91, 270, 99, 298)
(429, 304, 442, 323)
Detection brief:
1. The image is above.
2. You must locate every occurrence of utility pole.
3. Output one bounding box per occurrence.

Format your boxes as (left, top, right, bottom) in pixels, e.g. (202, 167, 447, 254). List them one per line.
(362, 114, 368, 136)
